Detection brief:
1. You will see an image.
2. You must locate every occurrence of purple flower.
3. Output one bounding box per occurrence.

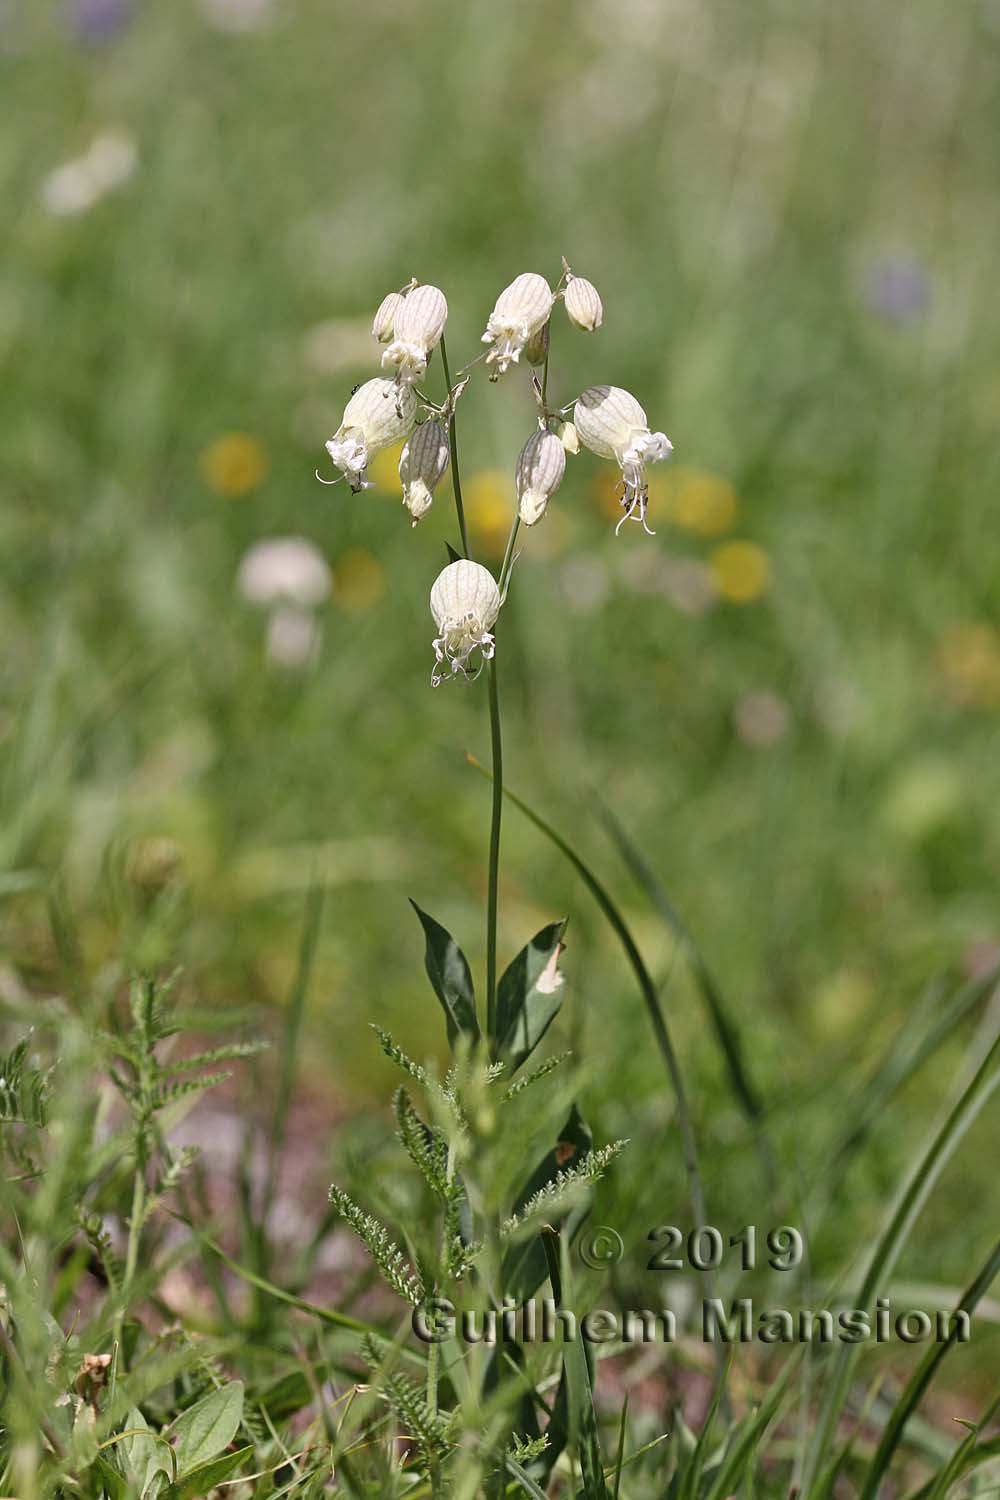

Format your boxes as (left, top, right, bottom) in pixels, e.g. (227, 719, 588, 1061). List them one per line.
(67, 0, 132, 45)
(864, 255, 930, 324)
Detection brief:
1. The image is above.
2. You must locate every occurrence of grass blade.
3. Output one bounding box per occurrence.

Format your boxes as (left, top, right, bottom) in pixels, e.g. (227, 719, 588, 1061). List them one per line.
(857, 1238, 1000, 1500)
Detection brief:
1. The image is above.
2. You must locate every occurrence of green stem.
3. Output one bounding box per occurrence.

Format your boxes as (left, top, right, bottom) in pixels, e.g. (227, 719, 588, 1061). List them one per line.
(439, 334, 469, 559)
(485, 655, 503, 1054)
(115, 1134, 147, 1352)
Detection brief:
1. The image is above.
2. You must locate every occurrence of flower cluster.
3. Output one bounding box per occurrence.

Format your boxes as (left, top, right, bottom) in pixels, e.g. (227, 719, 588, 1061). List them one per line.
(317, 260, 673, 684)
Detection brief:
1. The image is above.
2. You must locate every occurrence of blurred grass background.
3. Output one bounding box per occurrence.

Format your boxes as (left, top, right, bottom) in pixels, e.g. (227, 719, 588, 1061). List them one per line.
(3, 0, 1000, 1320)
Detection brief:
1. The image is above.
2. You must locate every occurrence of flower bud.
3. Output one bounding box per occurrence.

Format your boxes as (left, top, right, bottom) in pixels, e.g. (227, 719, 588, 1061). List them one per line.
(429, 560, 501, 686)
(515, 429, 566, 526)
(573, 385, 672, 535)
(524, 320, 549, 367)
(557, 420, 580, 455)
(481, 272, 554, 378)
(382, 284, 448, 383)
(563, 275, 603, 332)
(323, 378, 417, 490)
(399, 419, 450, 525)
(371, 290, 404, 343)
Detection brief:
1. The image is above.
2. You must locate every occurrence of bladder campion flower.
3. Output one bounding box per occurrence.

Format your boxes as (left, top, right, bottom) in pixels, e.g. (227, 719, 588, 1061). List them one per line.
(563, 275, 603, 332)
(429, 560, 501, 686)
(322, 378, 417, 491)
(573, 385, 672, 535)
(515, 429, 566, 526)
(400, 420, 450, 525)
(382, 284, 448, 384)
(237, 537, 331, 608)
(481, 273, 554, 378)
(371, 290, 405, 343)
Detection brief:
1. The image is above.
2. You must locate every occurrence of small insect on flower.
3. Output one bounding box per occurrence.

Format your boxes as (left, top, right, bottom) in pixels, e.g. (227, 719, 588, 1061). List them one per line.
(382, 284, 448, 384)
(516, 429, 566, 526)
(321, 378, 417, 491)
(573, 385, 672, 535)
(563, 275, 603, 332)
(371, 290, 405, 343)
(481, 273, 554, 379)
(399, 420, 450, 525)
(429, 560, 501, 686)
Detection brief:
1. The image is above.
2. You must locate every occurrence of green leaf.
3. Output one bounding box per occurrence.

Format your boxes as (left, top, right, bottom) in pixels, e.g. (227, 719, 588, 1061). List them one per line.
(445, 541, 463, 565)
(540, 1228, 609, 1500)
(502, 1103, 593, 1303)
(409, 901, 479, 1047)
(117, 1408, 174, 1497)
(177, 1443, 253, 1495)
(496, 919, 567, 1073)
(171, 1382, 244, 1477)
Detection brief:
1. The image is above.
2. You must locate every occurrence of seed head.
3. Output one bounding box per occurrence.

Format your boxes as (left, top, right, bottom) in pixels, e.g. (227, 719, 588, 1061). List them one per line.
(563, 275, 603, 332)
(516, 429, 566, 526)
(481, 272, 554, 378)
(371, 290, 404, 343)
(323, 378, 417, 491)
(429, 560, 501, 686)
(382, 284, 448, 383)
(399, 419, 450, 525)
(574, 385, 672, 535)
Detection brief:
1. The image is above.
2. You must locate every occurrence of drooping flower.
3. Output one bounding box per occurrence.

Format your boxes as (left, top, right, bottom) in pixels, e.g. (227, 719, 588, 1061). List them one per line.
(382, 284, 448, 384)
(429, 560, 501, 686)
(236, 537, 331, 608)
(371, 290, 405, 343)
(322, 378, 417, 491)
(573, 385, 672, 535)
(481, 273, 554, 378)
(515, 429, 566, 526)
(563, 275, 603, 332)
(399, 420, 450, 525)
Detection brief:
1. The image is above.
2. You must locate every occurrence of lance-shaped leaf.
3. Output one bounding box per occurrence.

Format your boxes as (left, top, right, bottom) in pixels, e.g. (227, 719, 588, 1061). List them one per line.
(496, 919, 567, 1074)
(502, 1103, 593, 1302)
(410, 901, 479, 1047)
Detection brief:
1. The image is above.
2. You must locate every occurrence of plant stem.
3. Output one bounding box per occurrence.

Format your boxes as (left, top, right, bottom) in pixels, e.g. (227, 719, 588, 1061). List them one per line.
(485, 655, 503, 1055)
(439, 334, 469, 559)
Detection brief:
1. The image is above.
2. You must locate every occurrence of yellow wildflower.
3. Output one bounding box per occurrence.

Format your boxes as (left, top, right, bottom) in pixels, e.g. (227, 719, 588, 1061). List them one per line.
(200, 433, 268, 496)
(709, 541, 771, 603)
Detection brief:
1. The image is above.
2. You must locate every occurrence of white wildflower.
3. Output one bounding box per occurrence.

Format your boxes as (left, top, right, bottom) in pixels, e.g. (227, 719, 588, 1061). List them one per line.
(237, 537, 331, 608)
(429, 560, 501, 686)
(40, 131, 137, 217)
(481, 273, 554, 378)
(266, 606, 321, 670)
(573, 385, 672, 535)
(371, 290, 405, 343)
(321, 378, 417, 491)
(381, 284, 448, 384)
(399, 420, 450, 525)
(563, 275, 603, 331)
(515, 429, 566, 526)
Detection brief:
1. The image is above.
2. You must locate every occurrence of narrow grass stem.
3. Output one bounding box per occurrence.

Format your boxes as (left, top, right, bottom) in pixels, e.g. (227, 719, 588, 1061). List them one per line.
(485, 655, 502, 1054)
(439, 334, 469, 559)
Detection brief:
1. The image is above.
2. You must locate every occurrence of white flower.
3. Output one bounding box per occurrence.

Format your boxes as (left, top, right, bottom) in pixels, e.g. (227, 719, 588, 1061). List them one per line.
(237, 537, 331, 608)
(563, 275, 603, 332)
(39, 131, 137, 217)
(573, 385, 672, 535)
(322, 378, 417, 491)
(382, 284, 448, 384)
(515, 429, 566, 526)
(399, 420, 450, 525)
(371, 290, 405, 343)
(266, 605, 321, 669)
(429, 560, 501, 686)
(481, 273, 554, 378)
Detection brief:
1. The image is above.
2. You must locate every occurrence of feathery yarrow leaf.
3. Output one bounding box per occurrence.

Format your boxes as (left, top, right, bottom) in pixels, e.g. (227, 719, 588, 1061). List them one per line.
(502, 1140, 629, 1237)
(329, 1186, 425, 1305)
